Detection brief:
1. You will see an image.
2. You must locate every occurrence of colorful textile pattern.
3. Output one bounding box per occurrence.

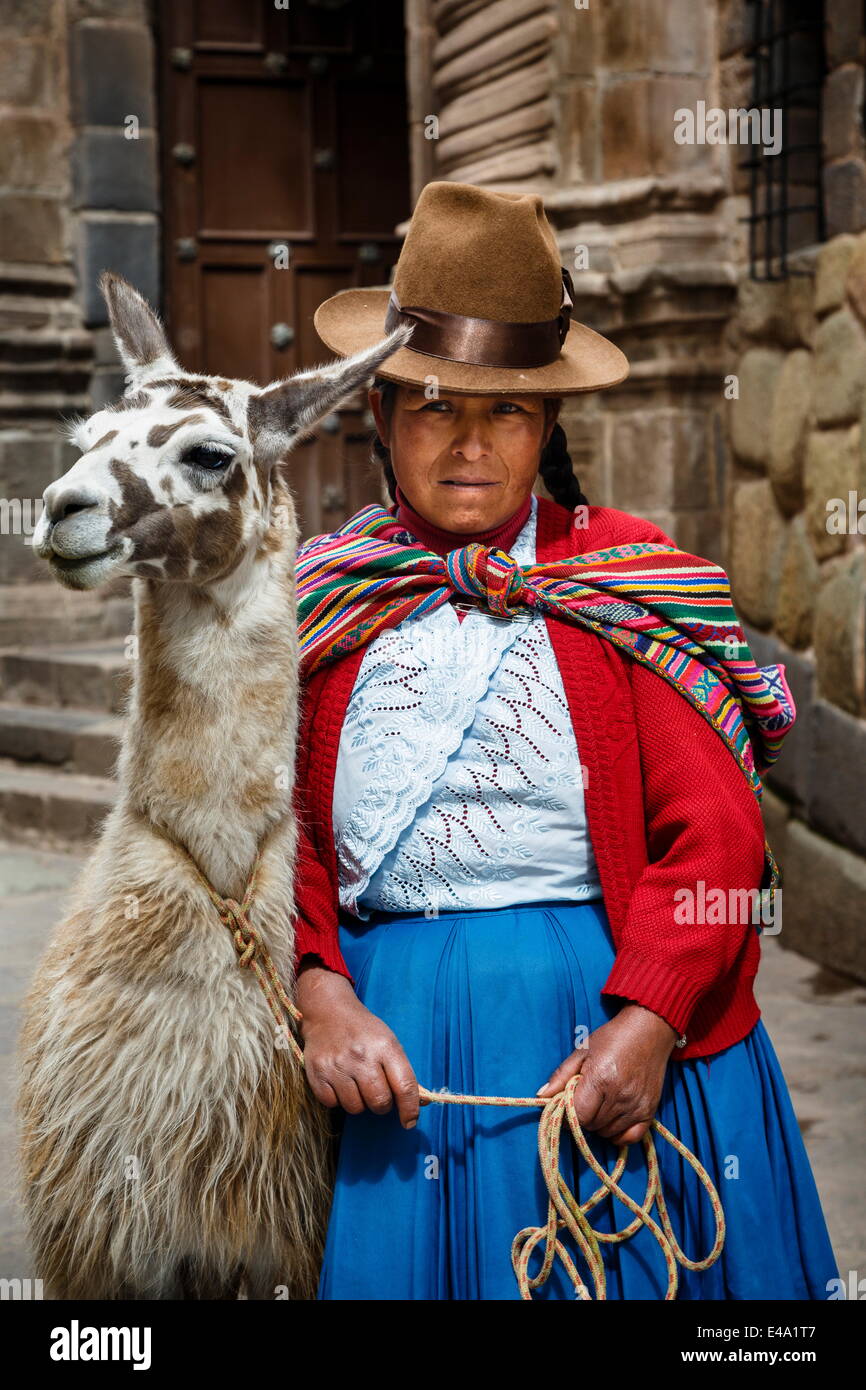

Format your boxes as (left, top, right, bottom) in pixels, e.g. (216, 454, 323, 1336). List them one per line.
(296, 504, 795, 895)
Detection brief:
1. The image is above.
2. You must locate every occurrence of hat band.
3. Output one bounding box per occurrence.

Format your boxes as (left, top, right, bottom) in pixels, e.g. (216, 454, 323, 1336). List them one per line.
(383, 267, 574, 370)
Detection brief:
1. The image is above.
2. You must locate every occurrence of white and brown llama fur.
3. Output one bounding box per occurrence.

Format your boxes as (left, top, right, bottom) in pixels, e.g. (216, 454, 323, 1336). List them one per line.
(17, 272, 410, 1299)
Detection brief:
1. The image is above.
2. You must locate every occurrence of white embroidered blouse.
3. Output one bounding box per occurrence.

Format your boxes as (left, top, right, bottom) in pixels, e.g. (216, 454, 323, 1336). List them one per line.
(331, 494, 604, 919)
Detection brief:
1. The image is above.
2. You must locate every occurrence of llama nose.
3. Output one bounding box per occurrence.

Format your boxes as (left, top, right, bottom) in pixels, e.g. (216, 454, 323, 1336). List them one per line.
(42, 482, 103, 526)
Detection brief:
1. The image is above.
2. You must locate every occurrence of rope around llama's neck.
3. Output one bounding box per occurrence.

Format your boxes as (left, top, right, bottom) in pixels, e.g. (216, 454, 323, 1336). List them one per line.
(186, 843, 725, 1301)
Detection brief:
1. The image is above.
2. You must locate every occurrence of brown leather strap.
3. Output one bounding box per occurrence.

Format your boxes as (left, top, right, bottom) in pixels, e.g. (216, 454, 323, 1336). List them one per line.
(384, 267, 574, 369)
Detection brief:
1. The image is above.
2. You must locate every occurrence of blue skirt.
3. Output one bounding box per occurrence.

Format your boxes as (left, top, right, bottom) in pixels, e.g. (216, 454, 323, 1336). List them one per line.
(316, 899, 839, 1301)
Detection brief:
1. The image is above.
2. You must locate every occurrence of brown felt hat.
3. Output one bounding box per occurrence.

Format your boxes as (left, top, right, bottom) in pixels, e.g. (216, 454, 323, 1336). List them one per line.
(313, 181, 629, 395)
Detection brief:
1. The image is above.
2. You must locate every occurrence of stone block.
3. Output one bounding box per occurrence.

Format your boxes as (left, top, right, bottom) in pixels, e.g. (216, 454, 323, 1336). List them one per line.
(601, 0, 649, 73)
(775, 516, 819, 650)
(0, 193, 64, 263)
(72, 127, 158, 212)
(0, 0, 52, 35)
(645, 0, 713, 75)
(728, 477, 785, 628)
(90, 369, 126, 411)
(0, 38, 51, 106)
(91, 325, 121, 367)
(69, 20, 155, 127)
(744, 627, 815, 813)
(610, 412, 674, 512)
(781, 272, 818, 349)
(822, 64, 866, 164)
(826, 0, 865, 68)
(0, 431, 68, 503)
(0, 763, 116, 844)
(0, 428, 64, 581)
(808, 698, 866, 858)
(0, 643, 131, 714)
(729, 347, 784, 469)
(76, 214, 159, 324)
(600, 78, 652, 181)
(824, 158, 866, 239)
(671, 509, 723, 565)
(0, 534, 43, 585)
(0, 582, 132, 647)
(760, 786, 790, 862)
(649, 76, 709, 176)
(610, 409, 714, 515)
(781, 819, 866, 982)
(559, 83, 600, 185)
(814, 234, 858, 315)
(768, 348, 811, 513)
(736, 276, 787, 339)
(671, 411, 716, 509)
(0, 114, 64, 191)
(844, 230, 866, 327)
(718, 52, 752, 127)
(718, 0, 748, 58)
(814, 551, 866, 717)
(559, 0, 600, 77)
(804, 425, 860, 560)
(720, 56, 755, 197)
(812, 309, 866, 426)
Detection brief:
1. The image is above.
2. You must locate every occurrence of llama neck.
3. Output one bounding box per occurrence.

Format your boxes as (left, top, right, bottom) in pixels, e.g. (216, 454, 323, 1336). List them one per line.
(118, 524, 299, 901)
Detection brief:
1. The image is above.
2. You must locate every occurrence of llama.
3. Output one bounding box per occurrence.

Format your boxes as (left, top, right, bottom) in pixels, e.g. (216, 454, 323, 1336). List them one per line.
(17, 272, 409, 1299)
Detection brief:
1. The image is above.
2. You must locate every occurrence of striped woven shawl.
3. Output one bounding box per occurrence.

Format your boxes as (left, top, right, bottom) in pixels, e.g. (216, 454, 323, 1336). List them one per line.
(296, 503, 795, 892)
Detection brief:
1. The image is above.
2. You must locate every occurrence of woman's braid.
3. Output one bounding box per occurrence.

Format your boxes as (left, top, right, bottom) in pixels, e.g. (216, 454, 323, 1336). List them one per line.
(539, 420, 587, 510)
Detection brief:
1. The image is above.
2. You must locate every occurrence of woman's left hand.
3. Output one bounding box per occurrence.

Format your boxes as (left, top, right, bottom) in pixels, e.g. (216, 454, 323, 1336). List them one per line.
(535, 1004, 680, 1146)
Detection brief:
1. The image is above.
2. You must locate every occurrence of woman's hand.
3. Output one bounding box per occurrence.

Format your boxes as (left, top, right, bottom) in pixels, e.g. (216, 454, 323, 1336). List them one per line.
(295, 962, 422, 1130)
(535, 1004, 679, 1146)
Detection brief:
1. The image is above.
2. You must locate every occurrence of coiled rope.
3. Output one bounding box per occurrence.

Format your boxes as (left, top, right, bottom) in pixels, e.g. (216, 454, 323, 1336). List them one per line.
(188, 844, 726, 1300)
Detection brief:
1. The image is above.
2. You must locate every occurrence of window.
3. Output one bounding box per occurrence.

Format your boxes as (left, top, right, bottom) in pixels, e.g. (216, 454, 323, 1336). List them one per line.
(740, 0, 827, 280)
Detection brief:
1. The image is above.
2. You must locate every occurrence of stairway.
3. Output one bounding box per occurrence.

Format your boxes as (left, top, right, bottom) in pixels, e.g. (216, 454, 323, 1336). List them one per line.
(0, 638, 129, 846)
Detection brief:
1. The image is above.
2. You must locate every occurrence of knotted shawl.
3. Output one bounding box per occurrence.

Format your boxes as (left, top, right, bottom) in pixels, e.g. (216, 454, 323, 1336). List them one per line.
(296, 503, 795, 898)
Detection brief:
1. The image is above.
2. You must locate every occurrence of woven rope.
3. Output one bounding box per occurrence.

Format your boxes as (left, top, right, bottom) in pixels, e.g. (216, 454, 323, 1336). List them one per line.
(187, 844, 725, 1300)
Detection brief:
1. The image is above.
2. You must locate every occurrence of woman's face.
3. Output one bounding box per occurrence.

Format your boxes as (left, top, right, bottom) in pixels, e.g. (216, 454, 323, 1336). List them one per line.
(369, 386, 557, 533)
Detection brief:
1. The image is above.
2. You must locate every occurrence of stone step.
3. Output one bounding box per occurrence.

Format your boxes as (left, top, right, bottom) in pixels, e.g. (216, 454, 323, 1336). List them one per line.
(0, 581, 133, 647)
(0, 757, 116, 846)
(0, 639, 130, 714)
(0, 702, 123, 778)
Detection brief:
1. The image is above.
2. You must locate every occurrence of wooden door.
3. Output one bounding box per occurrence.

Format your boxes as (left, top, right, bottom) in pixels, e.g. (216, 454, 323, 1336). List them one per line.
(156, 0, 411, 538)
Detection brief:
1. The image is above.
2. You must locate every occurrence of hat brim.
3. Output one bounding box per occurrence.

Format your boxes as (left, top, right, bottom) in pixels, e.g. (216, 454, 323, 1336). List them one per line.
(313, 288, 629, 395)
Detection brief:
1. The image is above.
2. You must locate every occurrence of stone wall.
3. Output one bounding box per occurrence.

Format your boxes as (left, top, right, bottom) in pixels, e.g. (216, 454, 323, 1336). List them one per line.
(411, 0, 559, 191)
(727, 239, 866, 981)
(68, 0, 160, 411)
(413, 0, 741, 563)
(546, 0, 737, 563)
(408, 0, 866, 983)
(723, 2, 866, 981)
(822, 0, 866, 235)
(0, 0, 90, 617)
(0, 0, 157, 643)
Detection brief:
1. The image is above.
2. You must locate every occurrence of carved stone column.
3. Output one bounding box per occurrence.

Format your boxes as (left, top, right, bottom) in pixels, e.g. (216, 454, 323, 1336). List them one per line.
(411, 0, 739, 562)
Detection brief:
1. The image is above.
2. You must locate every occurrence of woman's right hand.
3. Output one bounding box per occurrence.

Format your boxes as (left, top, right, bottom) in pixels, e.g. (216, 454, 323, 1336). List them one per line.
(295, 962, 422, 1129)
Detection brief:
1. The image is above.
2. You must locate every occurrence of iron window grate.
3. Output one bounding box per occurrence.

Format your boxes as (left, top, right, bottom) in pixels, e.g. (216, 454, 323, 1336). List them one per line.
(738, 0, 826, 281)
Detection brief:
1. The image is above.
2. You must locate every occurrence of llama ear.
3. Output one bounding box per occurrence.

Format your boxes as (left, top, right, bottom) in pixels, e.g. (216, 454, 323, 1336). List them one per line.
(248, 324, 413, 463)
(99, 271, 180, 385)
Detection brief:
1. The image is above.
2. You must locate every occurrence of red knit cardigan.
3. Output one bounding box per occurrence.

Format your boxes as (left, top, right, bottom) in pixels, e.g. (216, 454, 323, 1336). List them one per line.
(291, 496, 768, 1062)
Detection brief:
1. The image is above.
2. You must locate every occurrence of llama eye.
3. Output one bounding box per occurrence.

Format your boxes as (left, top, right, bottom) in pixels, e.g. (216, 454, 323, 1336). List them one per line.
(181, 443, 234, 470)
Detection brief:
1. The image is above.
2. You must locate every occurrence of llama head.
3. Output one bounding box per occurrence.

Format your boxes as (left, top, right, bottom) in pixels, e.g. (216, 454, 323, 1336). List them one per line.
(33, 273, 410, 590)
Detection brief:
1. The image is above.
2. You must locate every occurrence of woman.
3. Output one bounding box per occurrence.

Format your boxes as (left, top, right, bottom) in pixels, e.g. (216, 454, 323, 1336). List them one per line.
(290, 181, 839, 1300)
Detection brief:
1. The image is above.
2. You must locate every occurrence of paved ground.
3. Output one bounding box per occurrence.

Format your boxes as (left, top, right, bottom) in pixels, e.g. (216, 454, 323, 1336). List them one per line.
(1, 837, 863, 1290)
